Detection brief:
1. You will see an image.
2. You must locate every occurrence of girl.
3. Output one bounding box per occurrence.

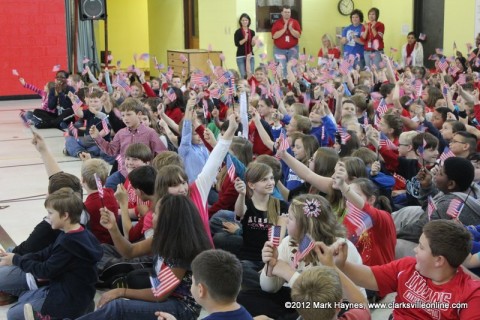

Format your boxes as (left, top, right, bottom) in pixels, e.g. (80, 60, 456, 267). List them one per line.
(334, 129, 361, 157)
(332, 161, 396, 266)
(317, 34, 341, 67)
(77, 194, 212, 320)
(239, 194, 364, 318)
(155, 113, 239, 244)
(234, 162, 289, 289)
(283, 133, 319, 191)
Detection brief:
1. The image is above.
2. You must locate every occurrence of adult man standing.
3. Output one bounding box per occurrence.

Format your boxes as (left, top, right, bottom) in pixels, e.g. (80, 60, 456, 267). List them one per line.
(271, 5, 301, 77)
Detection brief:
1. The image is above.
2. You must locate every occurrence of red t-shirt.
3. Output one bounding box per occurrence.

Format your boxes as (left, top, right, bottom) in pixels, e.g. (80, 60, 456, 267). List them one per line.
(84, 188, 119, 245)
(318, 47, 341, 59)
(371, 257, 480, 319)
(355, 203, 396, 266)
(271, 18, 301, 49)
(165, 107, 184, 124)
(361, 21, 385, 51)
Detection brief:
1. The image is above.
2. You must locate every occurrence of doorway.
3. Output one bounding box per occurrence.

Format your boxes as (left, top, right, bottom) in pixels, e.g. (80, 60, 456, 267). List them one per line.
(184, 0, 199, 49)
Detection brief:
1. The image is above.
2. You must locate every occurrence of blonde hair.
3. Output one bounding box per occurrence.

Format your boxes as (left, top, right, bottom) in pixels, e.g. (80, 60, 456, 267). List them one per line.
(291, 266, 341, 320)
(289, 194, 345, 264)
(81, 159, 110, 190)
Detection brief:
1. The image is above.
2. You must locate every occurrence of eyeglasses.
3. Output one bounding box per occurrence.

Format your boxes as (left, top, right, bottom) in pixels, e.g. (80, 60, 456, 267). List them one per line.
(56, 76, 66, 80)
(450, 140, 467, 145)
(399, 143, 410, 147)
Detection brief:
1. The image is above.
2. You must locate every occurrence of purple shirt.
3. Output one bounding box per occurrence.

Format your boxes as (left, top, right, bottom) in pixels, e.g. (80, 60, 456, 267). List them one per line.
(94, 123, 166, 176)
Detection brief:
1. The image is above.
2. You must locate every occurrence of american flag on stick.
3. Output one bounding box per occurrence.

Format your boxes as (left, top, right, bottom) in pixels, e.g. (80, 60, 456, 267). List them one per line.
(344, 201, 373, 244)
(149, 260, 180, 298)
(226, 155, 236, 182)
(293, 234, 315, 266)
(268, 225, 282, 247)
(94, 173, 104, 199)
(446, 198, 464, 220)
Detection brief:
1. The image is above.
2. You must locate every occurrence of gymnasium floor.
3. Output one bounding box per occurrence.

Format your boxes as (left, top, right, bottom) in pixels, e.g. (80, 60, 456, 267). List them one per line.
(0, 99, 393, 319)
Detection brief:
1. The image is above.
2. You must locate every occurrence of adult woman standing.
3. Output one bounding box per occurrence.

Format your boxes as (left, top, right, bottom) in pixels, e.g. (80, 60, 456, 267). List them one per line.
(401, 32, 423, 68)
(234, 13, 256, 79)
(361, 7, 385, 69)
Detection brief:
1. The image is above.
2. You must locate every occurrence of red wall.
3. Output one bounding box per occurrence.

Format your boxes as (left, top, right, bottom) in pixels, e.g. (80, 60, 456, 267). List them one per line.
(0, 0, 68, 97)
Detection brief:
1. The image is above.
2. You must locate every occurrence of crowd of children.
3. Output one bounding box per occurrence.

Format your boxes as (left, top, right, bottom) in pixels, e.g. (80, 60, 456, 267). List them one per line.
(5, 7, 480, 319)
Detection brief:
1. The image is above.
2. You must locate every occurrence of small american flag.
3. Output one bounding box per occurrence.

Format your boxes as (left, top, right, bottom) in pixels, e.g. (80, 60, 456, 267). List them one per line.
(427, 196, 436, 220)
(468, 52, 477, 62)
(437, 59, 449, 72)
(293, 234, 315, 266)
(268, 225, 282, 247)
(363, 112, 369, 126)
(94, 173, 104, 198)
(379, 132, 398, 150)
(68, 122, 78, 139)
(217, 72, 229, 84)
(457, 74, 466, 85)
(277, 131, 290, 152)
(149, 260, 180, 298)
(226, 155, 236, 182)
(344, 201, 373, 244)
(202, 99, 209, 120)
(101, 119, 110, 134)
(339, 60, 351, 75)
(446, 198, 464, 220)
(377, 99, 388, 116)
(72, 96, 82, 112)
(167, 88, 177, 102)
(449, 65, 460, 76)
(52, 64, 61, 72)
(439, 146, 455, 163)
(139, 53, 150, 61)
(337, 126, 351, 145)
(267, 60, 277, 73)
(116, 155, 123, 172)
(414, 81, 423, 99)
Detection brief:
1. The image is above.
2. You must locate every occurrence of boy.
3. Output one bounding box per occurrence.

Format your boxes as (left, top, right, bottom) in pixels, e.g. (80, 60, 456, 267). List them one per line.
(291, 265, 370, 320)
(156, 249, 253, 320)
(65, 88, 114, 163)
(116, 165, 157, 241)
(1, 188, 103, 320)
(81, 158, 119, 244)
(90, 97, 167, 189)
(334, 220, 480, 319)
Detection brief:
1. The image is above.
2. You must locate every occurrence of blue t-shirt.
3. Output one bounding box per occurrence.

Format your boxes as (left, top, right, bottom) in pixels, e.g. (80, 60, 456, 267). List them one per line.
(342, 24, 364, 57)
(203, 305, 254, 320)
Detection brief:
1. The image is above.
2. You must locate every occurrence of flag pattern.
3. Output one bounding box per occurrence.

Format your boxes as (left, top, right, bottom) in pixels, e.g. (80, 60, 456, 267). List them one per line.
(439, 147, 455, 164)
(344, 201, 373, 244)
(94, 173, 104, 198)
(446, 198, 464, 220)
(68, 122, 78, 139)
(149, 259, 180, 298)
(226, 155, 236, 182)
(268, 225, 282, 247)
(293, 234, 315, 266)
(379, 132, 398, 150)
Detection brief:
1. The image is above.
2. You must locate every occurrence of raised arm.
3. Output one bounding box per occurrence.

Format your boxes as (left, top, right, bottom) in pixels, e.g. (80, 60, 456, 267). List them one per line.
(32, 132, 61, 177)
(279, 150, 333, 194)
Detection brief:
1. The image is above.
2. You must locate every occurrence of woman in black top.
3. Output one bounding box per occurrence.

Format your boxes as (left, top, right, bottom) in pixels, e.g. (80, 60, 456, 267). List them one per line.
(234, 13, 256, 79)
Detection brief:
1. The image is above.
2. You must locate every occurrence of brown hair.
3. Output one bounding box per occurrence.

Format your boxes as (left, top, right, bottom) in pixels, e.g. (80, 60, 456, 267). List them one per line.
(125, 143, 153, 163)
(44, 187, 84, 224)
(81, 159, 110, 190)
(422, 220, 472, 268)
(154, 165, 188, 203)
(152, 151, 183, 171)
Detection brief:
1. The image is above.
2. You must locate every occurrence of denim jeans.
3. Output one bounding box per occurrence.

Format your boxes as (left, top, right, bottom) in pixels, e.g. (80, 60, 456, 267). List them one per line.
(105, 171, 126, 191)
(76, 297, 198, 320)
(273, 45, 299, 78)
(65, 136, 116, 164)
(23, 110, 42, 126)
(7, 287, 48, 320)
(0, 265, 29, 296)
(236, 56, 255, 79)
(209, 210, 237, 234)
(364, 50, 383, 69)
